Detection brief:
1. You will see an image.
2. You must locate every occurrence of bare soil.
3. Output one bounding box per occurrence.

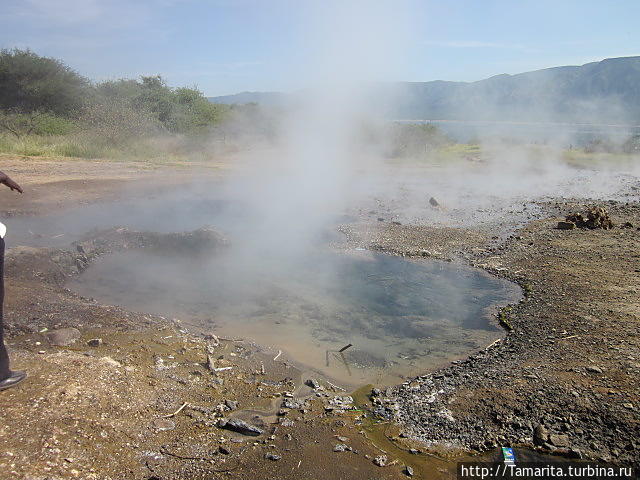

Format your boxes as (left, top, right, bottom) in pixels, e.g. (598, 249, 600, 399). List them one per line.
(0, 155, 638, 479)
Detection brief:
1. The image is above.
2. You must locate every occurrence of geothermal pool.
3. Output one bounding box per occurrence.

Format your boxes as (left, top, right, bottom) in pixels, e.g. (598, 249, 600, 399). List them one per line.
(69, 246, 520, 386)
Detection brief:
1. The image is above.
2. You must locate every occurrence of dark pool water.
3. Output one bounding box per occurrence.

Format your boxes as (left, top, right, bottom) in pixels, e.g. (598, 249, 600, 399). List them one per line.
(70, 247, 520, 385)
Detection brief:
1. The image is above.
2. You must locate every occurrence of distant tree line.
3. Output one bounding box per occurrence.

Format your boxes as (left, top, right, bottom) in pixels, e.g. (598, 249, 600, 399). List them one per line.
(0, 48, 229, 141)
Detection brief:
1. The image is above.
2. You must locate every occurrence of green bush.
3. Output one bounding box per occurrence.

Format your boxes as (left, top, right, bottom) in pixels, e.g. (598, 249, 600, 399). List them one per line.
(33, 113, 77, 135)
(0, 49, 244, 160)
(0, 49, 90, 115)
(80, 99, 162, 144)
(94, 76, 229, 135)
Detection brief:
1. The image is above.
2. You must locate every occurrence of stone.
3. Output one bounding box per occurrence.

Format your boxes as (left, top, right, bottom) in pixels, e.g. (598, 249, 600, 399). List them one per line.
(533, 424, 548, 445)
(99, 356, 122, 368)
(265, 453, 281, 461)
(565, 207, 614, 230)
(87, 338, 103, 347)
(586, 366, 603, 373)
(549, 434, 570, 447)
(404, 465, 414, 476)
(225, 400, 238, 411)
(152, 418, 175, 432)
(282, 398, 302, 409)
(373, 455, 388, 467)
(218, 446, 231, 455)
(46, 328, 81, 346)
(217, 418, 264, 436)
(305, 378, 321, 389)
(334, 444, 349, 452)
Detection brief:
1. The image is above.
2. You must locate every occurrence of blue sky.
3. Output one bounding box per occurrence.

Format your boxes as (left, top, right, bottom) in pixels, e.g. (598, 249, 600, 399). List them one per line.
(1, 0, 638, 96)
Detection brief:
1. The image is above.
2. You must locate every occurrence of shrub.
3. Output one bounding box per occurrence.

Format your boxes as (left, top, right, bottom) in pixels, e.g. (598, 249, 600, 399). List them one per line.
(0, 48, 90, 115)
(80, 99, 162, 144)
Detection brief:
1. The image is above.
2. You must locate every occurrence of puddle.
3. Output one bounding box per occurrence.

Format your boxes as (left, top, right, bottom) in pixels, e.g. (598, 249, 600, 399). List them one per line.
(69, 247, 520, 386)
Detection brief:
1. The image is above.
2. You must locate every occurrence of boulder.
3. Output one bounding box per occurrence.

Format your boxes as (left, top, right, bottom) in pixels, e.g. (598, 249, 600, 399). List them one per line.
(217, 418, 264, 436)
(565, 206, 614, 230)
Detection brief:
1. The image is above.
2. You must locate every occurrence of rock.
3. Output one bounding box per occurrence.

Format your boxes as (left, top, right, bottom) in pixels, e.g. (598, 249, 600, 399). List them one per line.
(99, 356, 122, 368)
(622, 403, 634, 410)
(265, 453, 281, 461)
(217, 418, 264, 436)
(225, 399, 238, 411)
(206, 354, 217, 372)
(568, 448, 583, 459)
(305, 378, 321, 389)
(373, 455, 388, 467)
(557, 221, 575, 230)
(152, 418, 175, 431)
(565, 206, 614, 230)
(586, 366, 603, 373)
(549, 434, 570, 447)
(282, 398, 302, 409)
(429, 197, 439, 207)
(218, 446, 231, 455)
(404, 465, 414, 476)
(279, 418, 294, 427)
(334, 444, 349, 452)
(533, 424, 548, 445)
(46, 328, 81, 346)
(328, 395, 354, 410)
(87, 338, 103, 347)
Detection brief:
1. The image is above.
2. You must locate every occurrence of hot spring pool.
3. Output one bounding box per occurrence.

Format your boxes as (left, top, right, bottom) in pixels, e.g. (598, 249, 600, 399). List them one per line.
(69, 247, 520, 386)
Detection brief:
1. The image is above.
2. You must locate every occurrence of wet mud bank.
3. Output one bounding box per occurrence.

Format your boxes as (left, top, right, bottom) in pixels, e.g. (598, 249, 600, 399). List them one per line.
(67, 231, 520, 387)
(1, 228, 419, 479)
(1, 169, 638, 477)
(364, 201, 640, 467)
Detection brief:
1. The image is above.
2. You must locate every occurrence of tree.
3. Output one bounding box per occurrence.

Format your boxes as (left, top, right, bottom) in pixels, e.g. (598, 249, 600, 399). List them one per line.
(0, 49, 90, 115)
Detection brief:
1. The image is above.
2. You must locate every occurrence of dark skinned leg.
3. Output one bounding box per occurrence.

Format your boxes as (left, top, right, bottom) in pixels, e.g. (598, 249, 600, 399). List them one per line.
(0, 237, 10, 380)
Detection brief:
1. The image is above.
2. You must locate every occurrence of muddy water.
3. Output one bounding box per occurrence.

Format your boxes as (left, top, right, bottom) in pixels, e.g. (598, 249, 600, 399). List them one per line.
(70, 247, 520, 386)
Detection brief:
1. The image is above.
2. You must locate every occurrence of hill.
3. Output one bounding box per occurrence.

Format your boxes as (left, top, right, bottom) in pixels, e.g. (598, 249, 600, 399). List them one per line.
(210, 57, 640, 124)
(207, 91, 288, 107)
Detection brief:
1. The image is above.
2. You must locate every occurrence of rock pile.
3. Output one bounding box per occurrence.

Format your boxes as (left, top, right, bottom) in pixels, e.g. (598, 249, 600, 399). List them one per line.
(558, 206, 614, 230)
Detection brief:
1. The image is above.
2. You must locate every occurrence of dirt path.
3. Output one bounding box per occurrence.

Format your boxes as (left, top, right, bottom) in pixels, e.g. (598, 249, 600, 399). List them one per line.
(0, 154, 230, 216)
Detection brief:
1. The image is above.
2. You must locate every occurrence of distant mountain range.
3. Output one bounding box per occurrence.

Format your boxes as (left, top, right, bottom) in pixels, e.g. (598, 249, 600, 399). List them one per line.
(208, 91, 288, 107)
(209, 57, 640, 124)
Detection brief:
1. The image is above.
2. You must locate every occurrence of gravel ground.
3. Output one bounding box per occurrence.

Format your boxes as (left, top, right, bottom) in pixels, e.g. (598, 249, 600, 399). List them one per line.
(360, 200, 640, 467)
